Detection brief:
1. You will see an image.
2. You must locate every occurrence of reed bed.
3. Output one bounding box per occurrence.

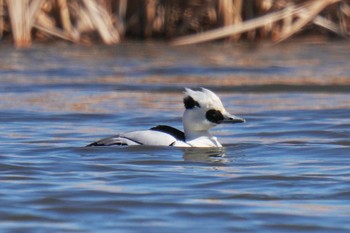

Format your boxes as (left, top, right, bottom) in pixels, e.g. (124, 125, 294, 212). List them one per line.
(0, 0, 349, 47)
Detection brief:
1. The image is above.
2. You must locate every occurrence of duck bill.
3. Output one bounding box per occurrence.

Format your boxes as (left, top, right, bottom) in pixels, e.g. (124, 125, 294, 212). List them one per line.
(220, 114, 245, 124)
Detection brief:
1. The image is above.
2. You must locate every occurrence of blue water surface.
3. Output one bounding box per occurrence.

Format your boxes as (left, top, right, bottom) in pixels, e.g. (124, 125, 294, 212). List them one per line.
(0, 41, 349, 233)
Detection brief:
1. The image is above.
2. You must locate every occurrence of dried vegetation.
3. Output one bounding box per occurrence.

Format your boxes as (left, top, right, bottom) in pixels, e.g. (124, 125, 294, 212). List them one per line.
(0, 0, 349, 47)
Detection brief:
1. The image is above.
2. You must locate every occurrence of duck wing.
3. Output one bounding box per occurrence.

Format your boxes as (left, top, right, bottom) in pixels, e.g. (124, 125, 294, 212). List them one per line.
(150, 125, 185, 141)
(87, 126, 186, 147)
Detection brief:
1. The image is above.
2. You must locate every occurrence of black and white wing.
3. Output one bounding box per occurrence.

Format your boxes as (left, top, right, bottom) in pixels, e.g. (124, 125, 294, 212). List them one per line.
(87, 125, 188, 147)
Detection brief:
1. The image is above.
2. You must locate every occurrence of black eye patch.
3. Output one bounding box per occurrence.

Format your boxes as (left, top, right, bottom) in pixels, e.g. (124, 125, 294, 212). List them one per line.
(206, 109, 224, 123)
(184, 96, 200, 109)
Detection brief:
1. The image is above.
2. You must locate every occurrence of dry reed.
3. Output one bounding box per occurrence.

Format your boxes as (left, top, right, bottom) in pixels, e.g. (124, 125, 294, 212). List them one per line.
(0, 0, 348, 47)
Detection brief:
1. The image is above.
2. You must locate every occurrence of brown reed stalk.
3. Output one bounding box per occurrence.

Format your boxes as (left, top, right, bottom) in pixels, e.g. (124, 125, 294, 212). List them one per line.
(31, 0, 75, 42)
(82, 0, 120, 44)
(233, 0, 243, 23)
(217, 0, 235, 40)
(0, 0, 3, 39)
(300, 9, 344, 36)
(15, 0, 44, 47)
(277, 0, 341, 42)
(57, 0, 72, 35)
(116, 0, 127, 35)
(144, 0, 157, 37)
(216, 0, 243, 40)
(6, 0, 29, 47)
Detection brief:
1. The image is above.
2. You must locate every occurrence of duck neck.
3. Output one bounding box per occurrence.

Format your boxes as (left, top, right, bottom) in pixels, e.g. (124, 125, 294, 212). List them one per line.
(184, 129, 212, 141)
(182, 109, 214, 141)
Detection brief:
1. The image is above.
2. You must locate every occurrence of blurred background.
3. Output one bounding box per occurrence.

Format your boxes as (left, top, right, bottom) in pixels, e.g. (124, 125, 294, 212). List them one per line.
(1, 0, 349, 46)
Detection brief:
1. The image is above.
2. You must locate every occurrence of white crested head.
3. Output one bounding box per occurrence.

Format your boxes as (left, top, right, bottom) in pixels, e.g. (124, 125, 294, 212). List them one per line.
(182, 88, 245, 140)
(184, 88, 226, 113)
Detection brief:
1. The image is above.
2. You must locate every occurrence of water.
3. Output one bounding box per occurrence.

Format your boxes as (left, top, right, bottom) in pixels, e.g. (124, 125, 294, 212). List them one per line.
(0, 41, 349, 233)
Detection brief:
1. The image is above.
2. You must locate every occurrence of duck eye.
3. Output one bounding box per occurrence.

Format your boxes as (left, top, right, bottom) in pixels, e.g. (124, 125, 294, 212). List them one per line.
(206, 109, 224, 123)
(184, 96, 200, 109)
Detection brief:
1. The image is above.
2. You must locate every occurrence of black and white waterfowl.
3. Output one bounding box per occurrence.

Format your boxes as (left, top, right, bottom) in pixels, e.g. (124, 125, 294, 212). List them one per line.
(87, 88, 245, 148)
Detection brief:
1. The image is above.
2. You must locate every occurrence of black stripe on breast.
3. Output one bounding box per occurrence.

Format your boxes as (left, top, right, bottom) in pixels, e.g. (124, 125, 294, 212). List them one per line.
(150, 125, 185, 141)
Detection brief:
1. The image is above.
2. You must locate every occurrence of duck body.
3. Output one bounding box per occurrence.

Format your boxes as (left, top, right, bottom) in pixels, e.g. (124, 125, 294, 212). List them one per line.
(86, 125, 222, 147)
